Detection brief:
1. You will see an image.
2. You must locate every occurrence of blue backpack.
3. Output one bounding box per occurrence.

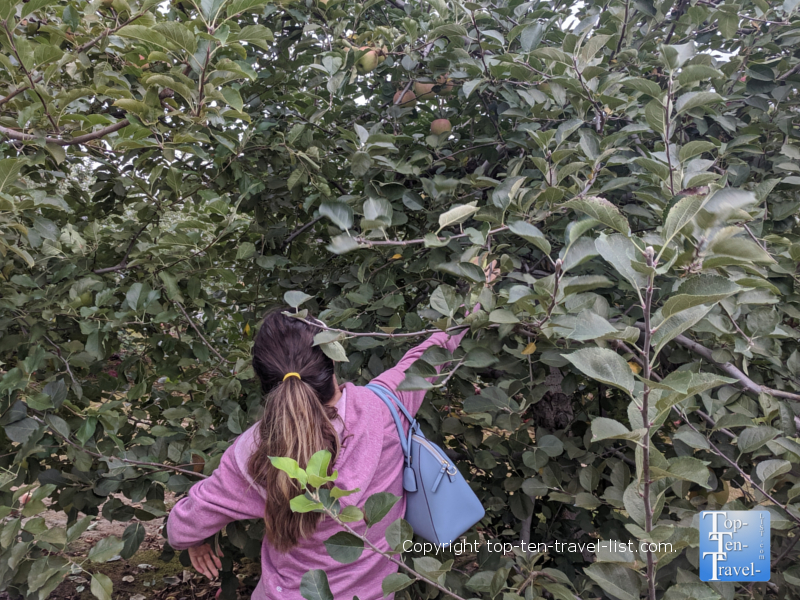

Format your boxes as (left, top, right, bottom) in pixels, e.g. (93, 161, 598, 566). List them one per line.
(366, 383, 485, 546)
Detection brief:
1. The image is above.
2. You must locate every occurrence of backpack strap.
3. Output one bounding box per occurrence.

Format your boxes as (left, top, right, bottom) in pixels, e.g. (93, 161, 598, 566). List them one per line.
(366, 382, 419, 492)
(365, 383, 415, 460)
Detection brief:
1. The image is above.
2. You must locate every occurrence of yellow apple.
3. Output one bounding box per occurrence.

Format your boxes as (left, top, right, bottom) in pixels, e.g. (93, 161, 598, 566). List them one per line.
(430, 118, 452, 135)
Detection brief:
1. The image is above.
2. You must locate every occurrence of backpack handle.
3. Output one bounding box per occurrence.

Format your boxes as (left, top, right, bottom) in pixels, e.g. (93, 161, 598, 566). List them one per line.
(366, 383, 415, 462)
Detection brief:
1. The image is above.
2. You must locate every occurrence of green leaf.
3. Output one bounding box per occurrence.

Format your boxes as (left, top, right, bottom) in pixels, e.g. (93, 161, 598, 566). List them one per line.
(385, 518, 414, 551)
(231, 24, 273, 50)
(437, 202, 479, 232)
(651, 457, 711, 487)
(320, 341, 348, 362)
(679, 141, 717, 162)
(489, 308, 519, 324)
(661, 276, 741, 317)
(660, 42, 696, 69)
(677, 65, 724, 86)
(584, 563, 641, 600)
(320, 202, 353, 230)
(306, 450, 332, 481)
(564, 348, 635, 395)
(661, 193, 707, 247)
(323, 531, 364, 564)
(88, 536, 124, 562)
(21, 0, 55, 18)
(756, 459, 791, 482)
(299, 570, 334, 600)
(623, 77, 663, 98)
(284, 291, 313, 308)
(567, 309, 618, 341)
(120, 523, 145, 559)
(327, 234, 360, 254)
(591, 417, 642, 442)
(90, 573, 113, 600)
(289, 495, 324, 513)
(338, 505, 364, 523)
(382, 573, 414, 594)
(651, 304, 713, 355)
(595, 233, 649, 291)
(269, 456, 308, 487)
(738, 426, 780, 454)
(645, 99, 665, 135)
(563, 196, 629, 234)
(0, 158, 22, 193)
(5, 418, 39, 443)
(491, 176, 526, 210)
(364, 492, 400, 526)
(508, 220, 551, 254)
(675, 91, 724, 115)
(221, 87, 243, 112)
(226, 0, 267, 17)
(695, 188, 758, 229)
(236, 242, 256, 260)
(430, 284, 457, 317)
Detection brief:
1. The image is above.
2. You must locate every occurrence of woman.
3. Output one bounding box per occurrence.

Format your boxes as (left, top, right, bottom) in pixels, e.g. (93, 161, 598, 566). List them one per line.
(166, 278, 491, 599)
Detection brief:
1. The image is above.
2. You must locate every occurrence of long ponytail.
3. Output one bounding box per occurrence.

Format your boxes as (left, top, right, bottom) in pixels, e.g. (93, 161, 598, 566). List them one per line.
(248, 309, 340, 552)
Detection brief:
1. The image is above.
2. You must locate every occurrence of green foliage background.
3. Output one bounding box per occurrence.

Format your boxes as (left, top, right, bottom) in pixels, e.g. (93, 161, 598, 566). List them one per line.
(1, 0, 800, 595)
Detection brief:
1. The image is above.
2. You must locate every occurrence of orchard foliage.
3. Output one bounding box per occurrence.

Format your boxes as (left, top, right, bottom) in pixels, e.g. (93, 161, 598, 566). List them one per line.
(1, 0, 800, 595)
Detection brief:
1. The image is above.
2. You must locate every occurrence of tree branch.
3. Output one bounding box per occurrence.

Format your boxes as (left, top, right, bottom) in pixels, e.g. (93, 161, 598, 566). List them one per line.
(31, 415, 209, 479)
(93, 221, 150, 274)
(610, 339, 736, 439)
(281, 216, 323, 251)
(632, 323, 800, 402)
(676, 409, 800, 529)
(0, 119, 130, 146)
(640, 246, 656, 600)
(0, 83, 176, 146)
(354, 225, 509, 247)
(174, 301, 234, 364)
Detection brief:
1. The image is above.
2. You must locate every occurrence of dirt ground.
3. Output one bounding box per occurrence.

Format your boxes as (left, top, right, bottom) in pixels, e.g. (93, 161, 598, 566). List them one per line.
(1, 494, 259, 600)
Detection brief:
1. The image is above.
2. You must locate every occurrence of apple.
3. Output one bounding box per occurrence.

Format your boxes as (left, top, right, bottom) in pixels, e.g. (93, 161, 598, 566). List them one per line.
(436, 74, 455, 95)
(393, 89, 417, 107)
(355, 48, 380, 75)
(430, 118, 452, 135)
(413, 81, 436, 100)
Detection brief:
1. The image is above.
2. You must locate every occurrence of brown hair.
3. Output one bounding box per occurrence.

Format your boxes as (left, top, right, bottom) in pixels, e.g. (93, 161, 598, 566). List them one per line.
(248, 309, 340, 552)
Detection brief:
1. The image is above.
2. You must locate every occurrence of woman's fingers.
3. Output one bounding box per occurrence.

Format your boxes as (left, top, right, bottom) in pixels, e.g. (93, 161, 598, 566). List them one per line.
(205, 554, 219, 578)
(190, 551, 208, 578)
(189, 544, 219, 579)
(212, 550, 223, 570)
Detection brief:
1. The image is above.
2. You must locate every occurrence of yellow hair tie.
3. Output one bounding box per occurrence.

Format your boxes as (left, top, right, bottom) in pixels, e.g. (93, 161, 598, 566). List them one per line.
(283, 372, 301, 381)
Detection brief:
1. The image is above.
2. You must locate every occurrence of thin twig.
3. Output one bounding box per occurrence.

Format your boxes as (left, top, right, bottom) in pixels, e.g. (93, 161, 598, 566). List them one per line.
(323, 506, 468, 600)
(93, 221, 150, 274)
(173, 302, 234, 364)
(640, 246, 656, 600)
(676, 410, 800, 529)
(31, 415, 209, 479)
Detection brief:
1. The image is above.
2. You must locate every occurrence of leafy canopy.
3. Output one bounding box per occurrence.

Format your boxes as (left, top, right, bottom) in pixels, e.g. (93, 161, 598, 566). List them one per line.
(1, 0, 800, 596)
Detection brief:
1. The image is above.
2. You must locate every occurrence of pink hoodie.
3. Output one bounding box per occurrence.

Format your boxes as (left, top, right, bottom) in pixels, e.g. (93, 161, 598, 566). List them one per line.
(166, 325, 472, 600)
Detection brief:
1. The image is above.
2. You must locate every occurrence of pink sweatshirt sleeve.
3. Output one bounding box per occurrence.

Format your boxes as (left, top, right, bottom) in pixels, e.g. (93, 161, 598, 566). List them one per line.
(370, 304, 478, 417)
(166, 437, 265, 550)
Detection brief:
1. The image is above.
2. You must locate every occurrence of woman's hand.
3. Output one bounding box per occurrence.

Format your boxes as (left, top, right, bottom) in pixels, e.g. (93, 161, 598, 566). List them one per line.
(188, 543, 223, 579)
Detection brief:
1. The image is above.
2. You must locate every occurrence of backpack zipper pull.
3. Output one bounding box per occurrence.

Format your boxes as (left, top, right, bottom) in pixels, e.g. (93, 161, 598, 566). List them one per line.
(431, 464, 447, 493)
